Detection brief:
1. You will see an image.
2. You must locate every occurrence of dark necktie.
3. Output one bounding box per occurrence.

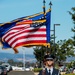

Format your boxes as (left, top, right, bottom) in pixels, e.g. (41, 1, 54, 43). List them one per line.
(49, 69, 51, 75)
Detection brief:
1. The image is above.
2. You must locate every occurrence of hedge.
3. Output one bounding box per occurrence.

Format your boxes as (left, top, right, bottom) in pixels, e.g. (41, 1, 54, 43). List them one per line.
(33, 68, 42, 72)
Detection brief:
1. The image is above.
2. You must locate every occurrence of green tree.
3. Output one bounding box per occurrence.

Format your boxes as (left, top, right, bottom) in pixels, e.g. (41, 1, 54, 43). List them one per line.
(7, 59, 23, 66)
(69, 7, 75, 46)
(33, 39, 75, 65)
(56, 39, 75, 62)
(33, 46, 49, 67)
(67, 60, 75, 68)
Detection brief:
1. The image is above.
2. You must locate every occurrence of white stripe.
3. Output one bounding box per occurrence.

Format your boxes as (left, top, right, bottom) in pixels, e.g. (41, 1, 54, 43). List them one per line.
(3, 26, 46, 40)
(5, 31, 46, 44)
(2, 24, 30, 40)
(10, 25, 46, 32)
(11, 37, 47, 48)
(8, 30, 19, 32)
(9, 24, 30, 30)
(3, 25, 46, 38)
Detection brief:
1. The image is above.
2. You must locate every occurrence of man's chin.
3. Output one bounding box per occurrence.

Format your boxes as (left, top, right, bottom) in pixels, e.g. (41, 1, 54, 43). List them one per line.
(48, 64, 52, 67)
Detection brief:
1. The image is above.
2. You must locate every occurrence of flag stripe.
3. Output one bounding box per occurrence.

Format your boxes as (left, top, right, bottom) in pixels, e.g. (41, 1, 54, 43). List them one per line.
(11, 38, 47, 48)
(2, 21, 47, 48)
(9, 35, 46, 47)
(2, 24, 30, 40)
(2, 24, 46, 40)
(14, 40, 46, 48)
(1, 9, 50, 53)
(7, 34, 46, 45)
(3, 26, 46, 41)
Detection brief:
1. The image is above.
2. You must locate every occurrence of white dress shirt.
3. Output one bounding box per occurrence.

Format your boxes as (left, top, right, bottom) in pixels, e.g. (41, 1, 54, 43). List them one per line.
(47, 67, 59, 75)
(47, 67, 53, 75)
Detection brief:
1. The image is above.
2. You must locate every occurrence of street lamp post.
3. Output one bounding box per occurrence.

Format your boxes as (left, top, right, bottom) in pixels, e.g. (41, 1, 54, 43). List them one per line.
(54, 24, 60, 52)
(22, 47, 25, 71)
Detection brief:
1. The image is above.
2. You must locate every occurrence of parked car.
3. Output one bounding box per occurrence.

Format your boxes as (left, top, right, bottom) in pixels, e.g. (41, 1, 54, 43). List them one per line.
(25, 67, 30, 71)
(0, 65, 7, 75)
(25, 66, 30, 71)
(73, 68, 75, 74)
(2, 63, 12, 72)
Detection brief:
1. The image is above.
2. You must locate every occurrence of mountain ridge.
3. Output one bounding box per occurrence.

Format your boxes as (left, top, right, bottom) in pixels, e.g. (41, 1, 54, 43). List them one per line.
(0, 52, 36, 62)
(0, 52, 75, 63)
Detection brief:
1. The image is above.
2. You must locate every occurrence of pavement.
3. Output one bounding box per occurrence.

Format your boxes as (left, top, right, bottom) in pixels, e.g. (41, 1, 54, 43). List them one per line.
(8, 71, 35, 75)
(34, 72, 39, 75)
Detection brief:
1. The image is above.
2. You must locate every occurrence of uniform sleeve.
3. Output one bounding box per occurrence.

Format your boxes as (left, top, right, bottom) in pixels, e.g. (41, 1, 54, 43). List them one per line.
(38, 70, 42, 75)
(58, 72, 61, 75)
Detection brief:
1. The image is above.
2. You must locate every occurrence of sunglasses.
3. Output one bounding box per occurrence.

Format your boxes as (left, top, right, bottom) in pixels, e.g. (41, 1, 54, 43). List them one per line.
(46, 59, 53, 61)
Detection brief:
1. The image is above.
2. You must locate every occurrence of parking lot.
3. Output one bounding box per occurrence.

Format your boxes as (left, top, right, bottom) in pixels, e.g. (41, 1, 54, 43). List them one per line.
(8, 71, 35, 75)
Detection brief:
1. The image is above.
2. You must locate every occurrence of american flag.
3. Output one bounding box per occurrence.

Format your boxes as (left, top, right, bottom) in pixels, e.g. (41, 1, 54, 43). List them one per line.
(1, 9, 51, 53)
(2, 20, 48, 49)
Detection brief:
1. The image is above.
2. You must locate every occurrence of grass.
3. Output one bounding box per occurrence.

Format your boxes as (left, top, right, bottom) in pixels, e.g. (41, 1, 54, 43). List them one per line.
(62, 73, 75, 75)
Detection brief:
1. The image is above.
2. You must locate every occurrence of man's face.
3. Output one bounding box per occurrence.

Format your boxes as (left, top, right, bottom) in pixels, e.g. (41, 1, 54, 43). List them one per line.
(46, 59, 54, 67)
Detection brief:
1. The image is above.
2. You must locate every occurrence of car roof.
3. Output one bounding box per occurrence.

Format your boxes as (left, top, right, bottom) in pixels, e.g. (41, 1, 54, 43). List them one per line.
(2, 63, 10, 65)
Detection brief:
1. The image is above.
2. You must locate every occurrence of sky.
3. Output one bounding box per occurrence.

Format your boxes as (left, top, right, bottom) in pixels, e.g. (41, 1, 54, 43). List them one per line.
(0, 0, 75, 54)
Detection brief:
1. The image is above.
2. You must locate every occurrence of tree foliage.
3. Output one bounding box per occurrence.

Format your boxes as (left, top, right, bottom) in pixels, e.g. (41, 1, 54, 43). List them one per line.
(56, 39, 75, 61)
(33, 39, 75, 64)
(69, 7, 75, 24)
(33, 46, 48, 67)
(69, 7, 75, 46)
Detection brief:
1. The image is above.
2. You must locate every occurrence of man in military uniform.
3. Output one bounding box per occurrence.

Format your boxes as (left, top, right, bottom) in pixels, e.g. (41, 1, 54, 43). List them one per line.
(38, 55, 61, 75)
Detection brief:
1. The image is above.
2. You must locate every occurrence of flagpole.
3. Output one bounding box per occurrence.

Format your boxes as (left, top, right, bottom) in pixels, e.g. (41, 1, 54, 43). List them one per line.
(49, 1, 52, 54)
(43, 0, 51, 55)
(43, 0, 46, 15)
(49, 1, 52, 10)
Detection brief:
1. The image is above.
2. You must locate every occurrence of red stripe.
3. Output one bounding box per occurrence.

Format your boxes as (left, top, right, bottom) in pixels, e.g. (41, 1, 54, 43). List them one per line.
(6, 24, 30, 33)
(23, 28, 46, 33)
(9, 34, 46, 46)
(3, 28, 46, 41)
(10, 24, 30, 30)
(3, 25, 30, 40)
(10, 27, 24, 30)
(11, 27, 46, 33)
(3, 32, 14, 41)
(14, 40, 46, 48)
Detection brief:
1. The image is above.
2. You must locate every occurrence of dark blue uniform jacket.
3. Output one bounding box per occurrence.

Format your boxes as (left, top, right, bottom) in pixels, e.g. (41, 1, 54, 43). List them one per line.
(38, 68, 60, 75)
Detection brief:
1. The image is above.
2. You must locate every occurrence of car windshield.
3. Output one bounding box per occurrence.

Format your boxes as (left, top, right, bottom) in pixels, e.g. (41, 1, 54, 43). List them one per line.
(4, 65, 8, 67)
